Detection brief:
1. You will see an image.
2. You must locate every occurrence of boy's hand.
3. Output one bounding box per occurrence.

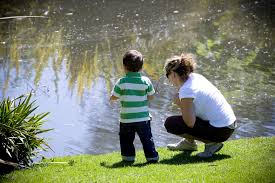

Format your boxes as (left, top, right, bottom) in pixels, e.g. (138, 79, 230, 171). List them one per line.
(110, 95, 119, 101)
(147, 95, 154, 100)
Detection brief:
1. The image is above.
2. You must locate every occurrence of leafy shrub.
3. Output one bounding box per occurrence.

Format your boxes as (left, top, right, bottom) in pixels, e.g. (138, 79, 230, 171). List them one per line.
(0, 93, 52, 170)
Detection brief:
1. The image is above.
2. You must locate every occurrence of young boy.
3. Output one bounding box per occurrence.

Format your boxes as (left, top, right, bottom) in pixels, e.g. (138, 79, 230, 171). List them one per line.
(110, 50, 159, 163)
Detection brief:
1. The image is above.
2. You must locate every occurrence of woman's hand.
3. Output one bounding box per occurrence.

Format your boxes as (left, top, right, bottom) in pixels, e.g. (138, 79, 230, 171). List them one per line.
(173, 93, 181, 107)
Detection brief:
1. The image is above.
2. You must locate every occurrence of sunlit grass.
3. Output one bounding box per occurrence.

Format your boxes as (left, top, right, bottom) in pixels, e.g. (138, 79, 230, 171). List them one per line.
(1, 137, 274, 183)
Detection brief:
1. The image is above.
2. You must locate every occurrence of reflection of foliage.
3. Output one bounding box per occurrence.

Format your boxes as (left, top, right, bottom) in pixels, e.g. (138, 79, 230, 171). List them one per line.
(9, 39, 20, 75)
(1, 0, 274, 106)
(0, 1, 23, 16)
(193, 1, 274, 122)
(196, 40, 222, 61)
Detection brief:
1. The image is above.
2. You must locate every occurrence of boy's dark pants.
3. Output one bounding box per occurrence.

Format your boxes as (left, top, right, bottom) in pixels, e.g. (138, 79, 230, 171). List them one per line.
(119, 121, 158, 160)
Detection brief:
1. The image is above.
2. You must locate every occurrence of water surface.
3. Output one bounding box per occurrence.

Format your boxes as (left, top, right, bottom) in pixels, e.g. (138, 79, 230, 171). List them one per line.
(0, 0, 274, 158)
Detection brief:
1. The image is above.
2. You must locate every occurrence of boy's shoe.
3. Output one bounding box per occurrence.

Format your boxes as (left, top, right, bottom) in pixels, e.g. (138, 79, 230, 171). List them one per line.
(146, 156, 159, 163)
(197, 142, 224, 158)
(147, 159, 158, 163)
(122, 160, 134, 164)
(167, 139, 198, 151)
(122, 156, 135, 162)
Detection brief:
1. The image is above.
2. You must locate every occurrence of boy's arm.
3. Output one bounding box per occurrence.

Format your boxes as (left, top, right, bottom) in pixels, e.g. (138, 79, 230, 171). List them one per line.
(147, 78, 155, 101)
(110, 79, 121, 101)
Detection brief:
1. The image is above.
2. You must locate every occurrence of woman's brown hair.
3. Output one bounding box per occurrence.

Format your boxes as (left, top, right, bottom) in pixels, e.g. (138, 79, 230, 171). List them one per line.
(164, 53, 196, 81)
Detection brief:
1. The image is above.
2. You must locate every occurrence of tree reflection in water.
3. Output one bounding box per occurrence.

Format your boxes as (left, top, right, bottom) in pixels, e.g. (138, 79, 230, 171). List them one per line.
(0, 0, 274, 157)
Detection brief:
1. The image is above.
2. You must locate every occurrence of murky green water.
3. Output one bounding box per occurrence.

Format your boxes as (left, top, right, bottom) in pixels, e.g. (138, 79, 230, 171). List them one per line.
(0, 0, 274, 158)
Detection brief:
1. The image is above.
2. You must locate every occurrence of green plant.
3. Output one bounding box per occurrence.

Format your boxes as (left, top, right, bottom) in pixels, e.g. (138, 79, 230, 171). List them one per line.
(0, 93, 52, 168)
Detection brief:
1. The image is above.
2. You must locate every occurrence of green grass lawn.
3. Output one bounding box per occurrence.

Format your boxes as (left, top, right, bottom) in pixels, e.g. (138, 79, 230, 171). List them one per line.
(1, 137, 274, 183)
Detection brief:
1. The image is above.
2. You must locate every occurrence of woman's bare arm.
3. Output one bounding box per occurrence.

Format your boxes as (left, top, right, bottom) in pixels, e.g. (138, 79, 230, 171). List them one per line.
(174, 97, 196, 128)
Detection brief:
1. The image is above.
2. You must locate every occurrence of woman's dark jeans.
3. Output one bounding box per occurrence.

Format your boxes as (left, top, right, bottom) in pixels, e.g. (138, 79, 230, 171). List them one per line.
(164, 116, 235, 142)
(119, 121, 159, 160)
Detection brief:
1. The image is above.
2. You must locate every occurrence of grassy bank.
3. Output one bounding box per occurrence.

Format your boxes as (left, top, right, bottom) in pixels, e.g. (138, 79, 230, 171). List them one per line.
(1, 137, 274, 183)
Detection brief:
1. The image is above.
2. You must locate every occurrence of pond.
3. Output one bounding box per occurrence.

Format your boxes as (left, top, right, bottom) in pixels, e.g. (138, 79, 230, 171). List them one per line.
(0, 0, 274, 158)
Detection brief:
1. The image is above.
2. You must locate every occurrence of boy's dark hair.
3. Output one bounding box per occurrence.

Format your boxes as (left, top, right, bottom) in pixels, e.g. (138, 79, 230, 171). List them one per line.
(123, 50, 143, 72)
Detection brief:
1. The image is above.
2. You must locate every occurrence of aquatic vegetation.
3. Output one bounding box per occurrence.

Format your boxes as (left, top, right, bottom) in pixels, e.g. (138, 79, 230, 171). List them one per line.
(0, 93, 52, 173)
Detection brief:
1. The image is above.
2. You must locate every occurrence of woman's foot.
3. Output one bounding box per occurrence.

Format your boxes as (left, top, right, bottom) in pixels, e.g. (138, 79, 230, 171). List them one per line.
(197, 142, 223, 158)
(167, 139, 198, 151)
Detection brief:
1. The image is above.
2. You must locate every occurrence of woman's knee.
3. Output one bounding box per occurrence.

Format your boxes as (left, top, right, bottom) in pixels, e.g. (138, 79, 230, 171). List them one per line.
(164, 116, 182, 131)
(164, 116, 174, 130)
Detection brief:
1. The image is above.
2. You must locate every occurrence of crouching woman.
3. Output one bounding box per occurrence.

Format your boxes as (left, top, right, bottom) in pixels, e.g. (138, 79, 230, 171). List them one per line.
(164, 53, 236, 158)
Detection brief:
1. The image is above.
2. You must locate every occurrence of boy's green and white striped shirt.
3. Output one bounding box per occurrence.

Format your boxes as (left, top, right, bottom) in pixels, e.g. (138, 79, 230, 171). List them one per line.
(112, 72, 155, 123)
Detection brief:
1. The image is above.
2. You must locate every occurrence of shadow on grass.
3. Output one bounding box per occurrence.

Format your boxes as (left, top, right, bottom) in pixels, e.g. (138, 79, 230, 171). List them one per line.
(100, 160, 157, 168)
(100, 151, 231, 168)
(159, 151, 231, 165)
(0, 177, 10, 183)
